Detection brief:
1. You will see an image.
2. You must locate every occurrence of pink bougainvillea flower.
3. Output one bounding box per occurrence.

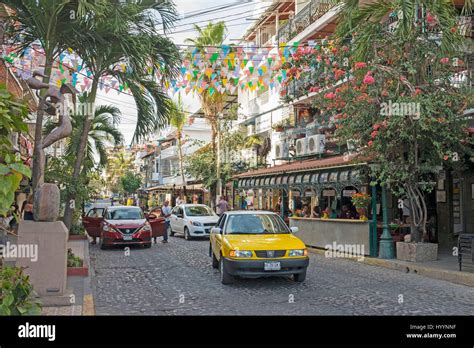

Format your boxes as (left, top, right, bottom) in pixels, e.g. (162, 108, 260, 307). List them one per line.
(354, 62, 367, 69)
(324, 92, 336, 99)
(414, 88, 422, 96)
(440, 57, 450, 64)
(334, 69, 345, 80)
(371, 130, 378, 139)
(426, 13, 436, 25)
(373, 124, 381, 131)
(363, 73, 375, 85)
(368, 141, 374, 147)
(443, 155, 449, 161)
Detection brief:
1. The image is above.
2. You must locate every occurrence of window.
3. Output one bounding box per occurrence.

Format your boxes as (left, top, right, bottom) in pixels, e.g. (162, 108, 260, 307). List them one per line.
(185, 206, 215, 217)
(225, 214, 290, 235)
(106, 208, 144, 220)
(218, 215, 227, 229)
(87, 208, 104, 217)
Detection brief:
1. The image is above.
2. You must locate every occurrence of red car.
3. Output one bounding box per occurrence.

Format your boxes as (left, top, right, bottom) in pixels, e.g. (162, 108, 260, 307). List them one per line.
(83, 206, 164, 249)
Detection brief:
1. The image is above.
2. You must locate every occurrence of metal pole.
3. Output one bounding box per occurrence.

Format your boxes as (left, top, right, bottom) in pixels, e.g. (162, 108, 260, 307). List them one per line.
(370, 183, 378, 257)
(378, 183, 395, 259)
(216, 114, 222, 206)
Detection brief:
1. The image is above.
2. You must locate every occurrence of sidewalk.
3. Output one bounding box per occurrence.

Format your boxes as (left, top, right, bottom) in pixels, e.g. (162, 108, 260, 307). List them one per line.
(309, 247, 474, 287)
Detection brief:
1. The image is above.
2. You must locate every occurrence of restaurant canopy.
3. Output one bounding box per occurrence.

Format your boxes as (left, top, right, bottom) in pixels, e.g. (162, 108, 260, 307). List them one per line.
(235, 156, 367, 194)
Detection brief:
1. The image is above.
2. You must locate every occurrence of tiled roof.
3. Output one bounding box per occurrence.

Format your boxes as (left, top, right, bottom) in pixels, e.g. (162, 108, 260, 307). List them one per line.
(233, 155, 367, 179)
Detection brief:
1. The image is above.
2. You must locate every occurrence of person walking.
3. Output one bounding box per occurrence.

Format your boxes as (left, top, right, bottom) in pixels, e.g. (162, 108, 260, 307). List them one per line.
(161, 200, 172, 243)
(21, 194, 34, 221)
(216, 196, 229, 216)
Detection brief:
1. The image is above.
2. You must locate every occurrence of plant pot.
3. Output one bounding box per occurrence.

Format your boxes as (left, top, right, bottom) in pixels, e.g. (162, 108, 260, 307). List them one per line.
(67, 266, 88, 277)
(356, 207, 368, 221)
(68, 235, 88, 241)
(396, 242, 438, 262)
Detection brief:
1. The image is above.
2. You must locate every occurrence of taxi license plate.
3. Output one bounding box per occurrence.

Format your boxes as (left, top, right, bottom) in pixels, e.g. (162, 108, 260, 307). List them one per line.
(264, 261, 281, 271)
(123, 235, 133, 241)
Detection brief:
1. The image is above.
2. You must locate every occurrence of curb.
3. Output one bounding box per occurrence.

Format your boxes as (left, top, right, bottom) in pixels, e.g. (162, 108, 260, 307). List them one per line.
(81, 239, 95, 316)
(308, 247, 474, 287)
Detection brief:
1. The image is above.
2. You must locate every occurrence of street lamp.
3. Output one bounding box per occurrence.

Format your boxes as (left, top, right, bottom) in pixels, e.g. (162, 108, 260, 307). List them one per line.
(369, 164, 394, 259)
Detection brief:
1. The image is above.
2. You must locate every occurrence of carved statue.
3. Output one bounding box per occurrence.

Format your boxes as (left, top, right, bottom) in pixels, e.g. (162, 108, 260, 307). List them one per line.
(25, 70, 77, 221)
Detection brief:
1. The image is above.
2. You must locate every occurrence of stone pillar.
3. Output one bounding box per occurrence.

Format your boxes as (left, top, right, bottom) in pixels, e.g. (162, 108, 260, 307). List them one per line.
(16, 221, 69, 305)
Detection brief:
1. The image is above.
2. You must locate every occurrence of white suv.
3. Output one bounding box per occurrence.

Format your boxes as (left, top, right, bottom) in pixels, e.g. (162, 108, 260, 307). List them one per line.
(169, 204, 219, 240)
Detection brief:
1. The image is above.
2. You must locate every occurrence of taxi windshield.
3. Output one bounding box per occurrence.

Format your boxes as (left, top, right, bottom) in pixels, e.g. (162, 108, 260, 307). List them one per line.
(225, 214, 290, 234)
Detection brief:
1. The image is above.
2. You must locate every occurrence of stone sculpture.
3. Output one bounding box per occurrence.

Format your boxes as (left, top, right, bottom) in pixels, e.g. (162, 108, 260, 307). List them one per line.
(25, 70, 77, 221)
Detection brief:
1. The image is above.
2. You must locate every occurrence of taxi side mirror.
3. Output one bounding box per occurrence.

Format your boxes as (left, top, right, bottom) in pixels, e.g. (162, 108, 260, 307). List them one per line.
(211, 227, 222, 234)
(290, 227, 299, 234)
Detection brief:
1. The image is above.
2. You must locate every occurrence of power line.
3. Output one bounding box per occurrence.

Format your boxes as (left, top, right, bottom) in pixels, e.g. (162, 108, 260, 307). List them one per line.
(178, 1, 256, 21)
(170, 21, 251, 35)
(172, 5, 271, 30)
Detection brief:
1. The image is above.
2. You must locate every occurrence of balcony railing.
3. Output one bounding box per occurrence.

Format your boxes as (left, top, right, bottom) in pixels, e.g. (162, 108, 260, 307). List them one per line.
(277, 0, 335, 44)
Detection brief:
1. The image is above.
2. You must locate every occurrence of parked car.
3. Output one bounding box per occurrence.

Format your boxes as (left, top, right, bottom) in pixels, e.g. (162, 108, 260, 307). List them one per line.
(209, 211, 309, 284)
(169, 204, 219, 240)
(83, 206, 157, 249)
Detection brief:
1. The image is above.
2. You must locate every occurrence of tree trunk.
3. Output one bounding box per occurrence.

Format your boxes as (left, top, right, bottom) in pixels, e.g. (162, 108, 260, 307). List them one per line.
(177, 129, 186, 199)
(31, 59, 53, 193)
(63, 77, 99, 230)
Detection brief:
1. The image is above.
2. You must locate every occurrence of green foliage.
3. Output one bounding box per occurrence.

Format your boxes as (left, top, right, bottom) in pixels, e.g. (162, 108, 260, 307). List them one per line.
(67, 249, 83, 268)
(0, 267, 42, 315)
(185, 130, 247, 188)
(69, 1, 181, 143)
(120, 171, 142, 195)
(0, 86, 31, 217)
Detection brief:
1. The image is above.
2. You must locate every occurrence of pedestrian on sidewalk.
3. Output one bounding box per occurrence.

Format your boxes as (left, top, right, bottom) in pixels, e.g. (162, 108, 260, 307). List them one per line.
(216, 196, 229, 216)
(21, 194, 34, 221)
(161, 200, 172, 243)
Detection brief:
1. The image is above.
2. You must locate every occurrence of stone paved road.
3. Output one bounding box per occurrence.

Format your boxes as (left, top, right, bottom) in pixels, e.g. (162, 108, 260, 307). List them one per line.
(90, 235, 474, 315)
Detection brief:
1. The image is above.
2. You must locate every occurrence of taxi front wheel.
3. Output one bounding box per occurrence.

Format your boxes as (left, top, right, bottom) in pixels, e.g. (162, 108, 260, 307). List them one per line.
(219, 257, 233, 285)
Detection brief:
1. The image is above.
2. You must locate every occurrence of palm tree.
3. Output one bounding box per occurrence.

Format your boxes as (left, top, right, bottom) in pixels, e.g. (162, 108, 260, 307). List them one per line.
(106, 151, 134, 194)
(62, 1, 181, 228)
(335, 0, 472, 62)
(169, 94, 187, 195)
(185, 21, 228, 204)
(3, 0, 107, 191)
(44, 102, 123, 171)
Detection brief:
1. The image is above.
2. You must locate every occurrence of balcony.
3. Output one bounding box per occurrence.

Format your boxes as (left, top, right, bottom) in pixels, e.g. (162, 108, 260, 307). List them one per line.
(151, 172, 160, 182)
(277, 0, 335, 43)
(160, 145, 178, 159)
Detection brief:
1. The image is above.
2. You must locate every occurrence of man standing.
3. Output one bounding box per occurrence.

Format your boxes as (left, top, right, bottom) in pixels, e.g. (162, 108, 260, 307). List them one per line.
(216, 196, 229, 216)
(161, 200, 172, 243)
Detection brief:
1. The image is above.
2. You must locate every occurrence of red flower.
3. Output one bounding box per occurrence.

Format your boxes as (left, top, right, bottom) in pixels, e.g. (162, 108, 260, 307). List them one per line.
(363, 73, 375, 85)
(368, 141, 374, 147)
(354, 62, 367, 69)
(440, 57, 450, 64)
(324, 92, 336, 99)
(371, 130, 378, 138)
(426, 13, 435, 23)
(334, 69, 346, 80)
(443, 155, 449, 161)
(373, 124, 381, 131)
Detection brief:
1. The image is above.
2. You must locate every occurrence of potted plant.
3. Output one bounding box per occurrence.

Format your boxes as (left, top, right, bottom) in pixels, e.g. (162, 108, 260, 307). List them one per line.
(351, 193, 371, 221)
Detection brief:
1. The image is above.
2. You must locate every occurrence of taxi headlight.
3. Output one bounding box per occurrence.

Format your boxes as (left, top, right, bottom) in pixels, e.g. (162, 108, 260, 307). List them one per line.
(289, 249, 306, 257)
(229, 250, 252, 258)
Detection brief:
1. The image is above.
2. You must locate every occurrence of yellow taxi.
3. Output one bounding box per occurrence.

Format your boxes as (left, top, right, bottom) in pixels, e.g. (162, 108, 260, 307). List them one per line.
(209, 211, 309, 284)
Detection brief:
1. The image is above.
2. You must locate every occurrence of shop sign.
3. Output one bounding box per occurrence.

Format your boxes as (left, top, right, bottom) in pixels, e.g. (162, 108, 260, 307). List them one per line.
(343, 190, 356, 197)
(323, 189, 336, 197)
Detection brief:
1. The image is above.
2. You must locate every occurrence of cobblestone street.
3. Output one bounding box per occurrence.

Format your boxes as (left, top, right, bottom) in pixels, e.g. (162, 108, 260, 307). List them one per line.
(90, 236, 474, 315)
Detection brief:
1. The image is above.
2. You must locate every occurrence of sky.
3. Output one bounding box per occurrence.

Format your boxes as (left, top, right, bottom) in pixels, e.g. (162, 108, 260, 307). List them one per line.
(96, 0, 271, 145)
